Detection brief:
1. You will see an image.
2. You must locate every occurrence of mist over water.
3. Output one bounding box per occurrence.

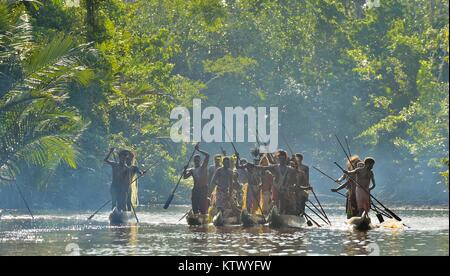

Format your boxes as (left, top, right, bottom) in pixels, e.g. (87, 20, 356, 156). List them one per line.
(1, 205, 448, 256)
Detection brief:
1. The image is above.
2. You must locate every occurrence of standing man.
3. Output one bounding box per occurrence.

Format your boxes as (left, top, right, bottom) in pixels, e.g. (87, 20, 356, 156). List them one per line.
(208, 154, 222, 196)
(104, 148, 136, 212)
(209, 156, 234, 216)
(343, 157, 376, 216)
(183, 144, 210, 215)
(332, 155, 362, 218)
(295, 154, 310, 186)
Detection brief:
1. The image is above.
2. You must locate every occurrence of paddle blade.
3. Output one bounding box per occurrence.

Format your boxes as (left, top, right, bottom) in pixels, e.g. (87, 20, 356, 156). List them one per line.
(164, 193, 174, 209)
(376, 213, 385, 223)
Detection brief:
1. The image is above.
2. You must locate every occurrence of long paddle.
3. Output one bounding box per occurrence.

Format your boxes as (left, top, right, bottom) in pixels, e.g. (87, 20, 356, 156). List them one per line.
(335, 135, 353, 166)
(88, 199, 112, 220)
(334, 162, 402, 221)
(309, 189, 331, 225)
(179, 210, 190, 222)
(345, 136, 352, 157)
(164, 143, 199, 209)
(305, 203, 329, 225)
(305, 199, 330, 225)
(304, 213, 320, 227)
(14, 182, 34, 219)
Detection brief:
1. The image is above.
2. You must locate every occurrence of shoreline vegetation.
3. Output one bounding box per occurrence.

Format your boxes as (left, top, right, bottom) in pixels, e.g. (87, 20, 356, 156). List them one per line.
(0, 0, 448, 211)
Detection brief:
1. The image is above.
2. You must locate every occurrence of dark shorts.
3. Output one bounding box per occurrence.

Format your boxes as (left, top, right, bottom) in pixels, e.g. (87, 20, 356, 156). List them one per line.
(192, 186, 208, 214)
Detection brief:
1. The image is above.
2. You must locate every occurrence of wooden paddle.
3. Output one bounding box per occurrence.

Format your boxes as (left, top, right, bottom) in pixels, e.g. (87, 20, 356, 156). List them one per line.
(88, 199, 112, 220)
(164, 143, 199, 209)
(303, 213, 318, 227)
(305, 203, 329, 225)
(179, 210, 190, 222)
(14, 182, 34, 220)
(310, 188, 331, 225)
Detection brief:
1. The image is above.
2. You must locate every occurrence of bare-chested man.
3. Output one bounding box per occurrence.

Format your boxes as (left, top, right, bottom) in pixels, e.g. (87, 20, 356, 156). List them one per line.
(295, 154, 310, 186)
(293, 154, 310, 215)
(104, 148, 142, 212)
(183, 144, 210, 215)
(208, 155, 222, 195)
(236, 157, 262, 214)
(209, 157, 234, 215)
(343, 157, 376, 216)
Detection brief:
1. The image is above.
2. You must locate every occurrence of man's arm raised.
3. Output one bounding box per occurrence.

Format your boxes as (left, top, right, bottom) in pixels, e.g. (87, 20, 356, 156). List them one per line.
(104, 148, 116, 166)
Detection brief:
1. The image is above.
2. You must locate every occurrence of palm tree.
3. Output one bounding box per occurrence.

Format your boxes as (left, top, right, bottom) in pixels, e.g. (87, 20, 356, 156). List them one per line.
(0, 0, 92, 182)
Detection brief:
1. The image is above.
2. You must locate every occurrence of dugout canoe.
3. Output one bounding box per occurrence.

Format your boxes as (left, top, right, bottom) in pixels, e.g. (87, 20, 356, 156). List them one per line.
(186, 212, 208, 226)
(267, 207, 306, 229)
(241, 210, 266, 227)
(346, 215, 374, 231)
(109, 208, 133, 226)
(212, 210, 240, 227)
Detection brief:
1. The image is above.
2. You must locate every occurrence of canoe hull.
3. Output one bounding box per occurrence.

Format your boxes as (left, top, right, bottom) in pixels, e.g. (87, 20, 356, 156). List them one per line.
(347, 216, 373, 231)
(109, 209, 132, 226)
(241, 211, 266, 227)
(212, 211, 240, 227)
(186, 212, 208, 226)
(268, 207, 305, 229)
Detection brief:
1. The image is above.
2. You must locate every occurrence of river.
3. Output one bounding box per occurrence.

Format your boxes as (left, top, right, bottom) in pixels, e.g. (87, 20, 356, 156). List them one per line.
(0, 205, 448, 256)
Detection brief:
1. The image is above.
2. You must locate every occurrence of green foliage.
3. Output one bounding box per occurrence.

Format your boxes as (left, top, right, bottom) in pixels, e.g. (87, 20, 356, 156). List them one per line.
(0, 0, 90, 183)
(1, 0, 448, 206)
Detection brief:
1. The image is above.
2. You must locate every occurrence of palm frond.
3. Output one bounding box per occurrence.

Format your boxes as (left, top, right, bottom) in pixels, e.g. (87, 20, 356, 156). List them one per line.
(0, 102, 86, 180)
(0, 6, 33, 62)
(0, 35, 93, 112)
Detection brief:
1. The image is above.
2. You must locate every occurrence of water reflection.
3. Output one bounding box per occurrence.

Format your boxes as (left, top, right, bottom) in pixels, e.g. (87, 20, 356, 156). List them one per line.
(0, 206, 448, 256)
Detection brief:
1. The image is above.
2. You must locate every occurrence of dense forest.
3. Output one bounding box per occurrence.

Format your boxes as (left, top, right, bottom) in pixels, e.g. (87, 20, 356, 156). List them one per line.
(0, 0, 448, 210)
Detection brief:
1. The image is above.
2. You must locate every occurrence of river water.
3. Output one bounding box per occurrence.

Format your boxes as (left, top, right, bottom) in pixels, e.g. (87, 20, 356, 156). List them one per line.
(0, 205, 448, 256)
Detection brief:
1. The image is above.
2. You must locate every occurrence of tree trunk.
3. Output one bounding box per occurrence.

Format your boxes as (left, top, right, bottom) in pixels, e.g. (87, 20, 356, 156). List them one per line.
(85, 0, 97, 42)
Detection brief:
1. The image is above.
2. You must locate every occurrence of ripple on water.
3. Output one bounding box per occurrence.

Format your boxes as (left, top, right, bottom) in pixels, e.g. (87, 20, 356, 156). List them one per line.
(0, 206, 448, 256)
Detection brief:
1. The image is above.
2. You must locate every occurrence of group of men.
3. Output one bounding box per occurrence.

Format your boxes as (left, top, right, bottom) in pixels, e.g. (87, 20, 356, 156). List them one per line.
(183, 144, 314, 219)
(103, 145, 376, 220)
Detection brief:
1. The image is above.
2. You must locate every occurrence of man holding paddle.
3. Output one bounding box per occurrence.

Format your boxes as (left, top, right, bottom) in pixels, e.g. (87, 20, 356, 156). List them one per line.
(294, 153, 310, 215)
(104, 148, 143, 212)
(209, 156, 234, 216)
(183, 144, 210, 215)
(343, 157, 376, 216)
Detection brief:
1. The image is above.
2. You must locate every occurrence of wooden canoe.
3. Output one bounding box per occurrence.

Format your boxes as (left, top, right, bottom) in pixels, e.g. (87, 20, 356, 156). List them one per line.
(267, 207, 306, 229)
(109, 208, 133, 226)
(347, 215, 374, 231)
(241, 210, 266, 227)
(186, 212, 208, 226)
(212, 210, 240, 227)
